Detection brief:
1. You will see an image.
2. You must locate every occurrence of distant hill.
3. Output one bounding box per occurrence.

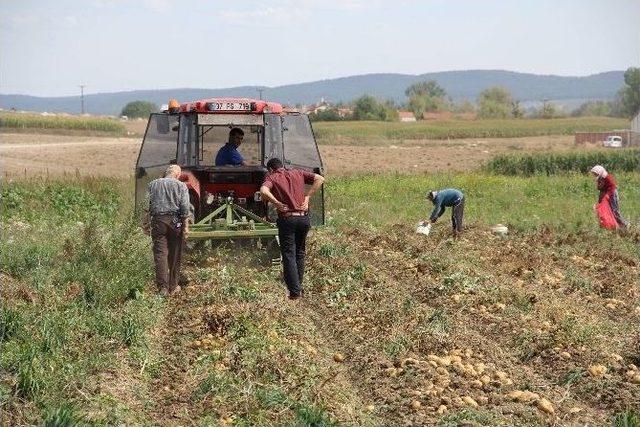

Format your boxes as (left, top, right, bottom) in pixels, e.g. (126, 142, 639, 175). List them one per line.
(0, 70, 624, 116)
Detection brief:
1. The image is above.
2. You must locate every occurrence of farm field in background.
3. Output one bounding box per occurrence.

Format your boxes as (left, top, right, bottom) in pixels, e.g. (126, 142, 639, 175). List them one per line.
(0, 112, 126, 135)
(1, 174, 639, 426)
(0, 112, 628, 142)
(312, 117, 628, 145)
(1, 132, 625, 178)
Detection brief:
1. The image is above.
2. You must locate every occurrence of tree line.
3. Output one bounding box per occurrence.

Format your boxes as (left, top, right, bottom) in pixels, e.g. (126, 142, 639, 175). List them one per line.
(120, 67, 640, 122)
(311, 67, 640, 122)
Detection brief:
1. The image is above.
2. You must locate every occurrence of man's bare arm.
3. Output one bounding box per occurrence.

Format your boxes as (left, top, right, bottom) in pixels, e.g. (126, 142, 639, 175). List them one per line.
(260, 185, 288, 212)
(305, 174, 325, 199)
(300, 174, 324, 211)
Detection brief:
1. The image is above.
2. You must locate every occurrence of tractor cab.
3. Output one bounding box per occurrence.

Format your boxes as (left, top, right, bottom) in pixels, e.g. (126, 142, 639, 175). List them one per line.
(135, 98, 324, 241)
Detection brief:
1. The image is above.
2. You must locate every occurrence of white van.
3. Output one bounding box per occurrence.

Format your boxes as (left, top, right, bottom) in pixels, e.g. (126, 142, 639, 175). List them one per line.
(603, 135, 622, 148)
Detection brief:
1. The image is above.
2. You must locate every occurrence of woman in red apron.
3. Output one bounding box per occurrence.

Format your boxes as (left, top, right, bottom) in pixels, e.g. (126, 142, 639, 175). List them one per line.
(590, 165, 629, 229)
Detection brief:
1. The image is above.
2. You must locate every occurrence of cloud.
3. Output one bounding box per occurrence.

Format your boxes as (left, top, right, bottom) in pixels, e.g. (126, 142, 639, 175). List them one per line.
(2, 13, 40, 27)
(217, 6, 310, 28)
(143, 0, 172, 13)
(94, 0, 171, 13)
(216, 0, 419, 25)
(62, 16, 79, 27)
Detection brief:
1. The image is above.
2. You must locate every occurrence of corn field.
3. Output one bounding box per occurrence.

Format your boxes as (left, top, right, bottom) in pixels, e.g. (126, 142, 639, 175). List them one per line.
(485, 149, 640, 175)
(0, 112, 125, 133)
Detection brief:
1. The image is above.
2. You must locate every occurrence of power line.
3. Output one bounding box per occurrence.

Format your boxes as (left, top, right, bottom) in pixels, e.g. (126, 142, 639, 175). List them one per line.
(79, 85, 85, 114)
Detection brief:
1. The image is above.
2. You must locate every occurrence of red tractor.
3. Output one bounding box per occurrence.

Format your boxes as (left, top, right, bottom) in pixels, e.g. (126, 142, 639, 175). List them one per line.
(135, 97, 324, 243)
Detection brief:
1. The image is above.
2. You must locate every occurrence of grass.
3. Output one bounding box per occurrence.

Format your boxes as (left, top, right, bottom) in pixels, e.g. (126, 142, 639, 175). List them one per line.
(0, 112, 126, 135)
(312, 116, 628, 145)
(0, 178, 161, 425)
(611, 410, 640, 427)
(326, 171, 639, 233)
(486, 148, 640, 175)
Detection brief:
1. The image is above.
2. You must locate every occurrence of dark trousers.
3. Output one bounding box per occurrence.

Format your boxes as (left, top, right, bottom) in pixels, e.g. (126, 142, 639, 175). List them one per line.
(452, 199, 465, 233)
(277, 216, 311, 297)
(151, 215, 184, 292)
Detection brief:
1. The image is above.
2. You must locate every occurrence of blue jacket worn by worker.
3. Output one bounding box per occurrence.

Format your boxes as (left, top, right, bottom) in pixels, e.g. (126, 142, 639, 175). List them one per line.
(215, 143, 244, 166)
(429, 189, 464, 222)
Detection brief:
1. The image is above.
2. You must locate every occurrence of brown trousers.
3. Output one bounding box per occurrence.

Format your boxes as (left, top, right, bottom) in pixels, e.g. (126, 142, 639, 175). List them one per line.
(151, 215, 184, 292)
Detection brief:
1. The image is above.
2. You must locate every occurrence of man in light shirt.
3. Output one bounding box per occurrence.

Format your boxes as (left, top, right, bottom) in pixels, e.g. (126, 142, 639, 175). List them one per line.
(144, 164, 190, 296)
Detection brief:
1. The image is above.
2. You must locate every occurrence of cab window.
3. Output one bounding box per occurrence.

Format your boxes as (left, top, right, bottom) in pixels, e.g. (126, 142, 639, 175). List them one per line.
(199, 125, 262, 166)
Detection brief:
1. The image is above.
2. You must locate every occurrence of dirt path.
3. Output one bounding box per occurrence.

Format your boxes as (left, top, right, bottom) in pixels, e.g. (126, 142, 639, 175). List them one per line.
(147, 294, 198, 424)
(1, 132, 579, 179)
(136, 255, 375, 425)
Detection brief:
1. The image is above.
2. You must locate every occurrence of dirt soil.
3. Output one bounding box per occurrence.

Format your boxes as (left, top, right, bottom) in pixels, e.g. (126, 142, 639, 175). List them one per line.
(1, 133, 582, 178)
(124, 226, 639, 426)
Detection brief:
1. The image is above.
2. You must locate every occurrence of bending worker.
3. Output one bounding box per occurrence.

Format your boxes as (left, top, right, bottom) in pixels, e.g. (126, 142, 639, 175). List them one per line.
(423, 188, 465, 237)
(145, 164, 190, 296)
(215, 127, 248, 166)
(260, 158, 325, 300)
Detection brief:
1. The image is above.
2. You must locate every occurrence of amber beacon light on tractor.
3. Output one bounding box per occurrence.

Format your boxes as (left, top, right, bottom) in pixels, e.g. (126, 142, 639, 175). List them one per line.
(134, 97, 325, 249)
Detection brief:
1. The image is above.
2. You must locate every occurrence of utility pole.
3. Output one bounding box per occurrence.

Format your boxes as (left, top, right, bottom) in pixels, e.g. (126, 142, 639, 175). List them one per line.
(79, 85, 85, 114)
(257, 88, 264, 100)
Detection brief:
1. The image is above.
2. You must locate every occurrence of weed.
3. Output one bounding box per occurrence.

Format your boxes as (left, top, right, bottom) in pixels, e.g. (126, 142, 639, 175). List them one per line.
(441, 272, 482, 294)
(558, 314, 598, 346)
(326, 283, 355, 307)
(193, 372, 234, 400)
(255, 386, 291, 409)
(419, 255, 449, 274)
(414, 307, 451, 346)
(193, 267, 217, 283)
(437, 408, 495, 426)
(317, 242, 348, 258)
(514, 330, 537, 361)
(382, 334, 408, 357)
(0, 240, 57, 280)
(291, 403, 338, 427)
(565, 270, 594, 293)
(512, 293, 535, 314)
(121, 316, 140, 347)
(17, 359, 43, 400)
(0, 306, 21, 342)
(41, 404, 84, 427)
(402, 296, 416, 313)
(611, 410, 640, 427)
(222, 282, 259, 302)
(559, 368, 584, 387)
(39, 319, 64, 354)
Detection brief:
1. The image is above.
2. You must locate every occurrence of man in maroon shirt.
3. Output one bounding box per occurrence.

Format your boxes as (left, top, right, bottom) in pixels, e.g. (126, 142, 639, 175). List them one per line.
(260, 158, 325, 300)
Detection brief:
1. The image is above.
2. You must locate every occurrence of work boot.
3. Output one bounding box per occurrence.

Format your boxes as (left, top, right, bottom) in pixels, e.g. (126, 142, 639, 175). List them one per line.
(288, 291, 302, 300)
(178, 275, 189, 287)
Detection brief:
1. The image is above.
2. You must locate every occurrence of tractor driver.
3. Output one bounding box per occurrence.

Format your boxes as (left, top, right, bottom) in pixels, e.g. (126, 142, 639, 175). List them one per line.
(215, 127, 251, 166)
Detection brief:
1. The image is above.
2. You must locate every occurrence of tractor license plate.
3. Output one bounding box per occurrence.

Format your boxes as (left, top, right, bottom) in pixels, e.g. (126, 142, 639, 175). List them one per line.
(208, 102, 251, 111)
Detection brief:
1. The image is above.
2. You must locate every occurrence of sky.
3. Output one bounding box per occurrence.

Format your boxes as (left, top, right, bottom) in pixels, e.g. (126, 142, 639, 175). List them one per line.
(1, 0, 639, 97)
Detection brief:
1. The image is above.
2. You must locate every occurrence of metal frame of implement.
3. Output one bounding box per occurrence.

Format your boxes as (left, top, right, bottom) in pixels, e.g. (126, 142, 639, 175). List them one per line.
(188, 196, 278, 240)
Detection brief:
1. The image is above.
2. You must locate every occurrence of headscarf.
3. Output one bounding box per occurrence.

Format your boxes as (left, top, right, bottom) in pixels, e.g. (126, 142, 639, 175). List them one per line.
(590, 165, 608, 179)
